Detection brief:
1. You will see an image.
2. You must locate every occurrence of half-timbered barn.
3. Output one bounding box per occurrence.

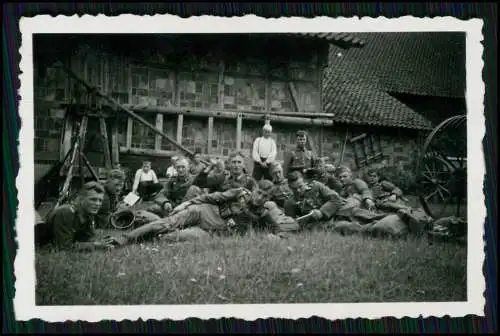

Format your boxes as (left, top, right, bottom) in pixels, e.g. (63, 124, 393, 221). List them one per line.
(33, 33, 365, 182)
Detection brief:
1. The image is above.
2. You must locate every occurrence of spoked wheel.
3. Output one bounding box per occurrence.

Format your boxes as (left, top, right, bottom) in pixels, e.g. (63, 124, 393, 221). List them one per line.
(417, 115, 467, 220)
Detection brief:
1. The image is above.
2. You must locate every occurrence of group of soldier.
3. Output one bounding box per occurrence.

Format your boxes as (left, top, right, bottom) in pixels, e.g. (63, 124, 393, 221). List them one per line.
(35, 127, 436, 252)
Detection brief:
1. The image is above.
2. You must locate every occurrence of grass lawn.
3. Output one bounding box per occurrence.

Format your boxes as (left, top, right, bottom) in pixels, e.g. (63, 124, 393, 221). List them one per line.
(35, 229, 467, 305)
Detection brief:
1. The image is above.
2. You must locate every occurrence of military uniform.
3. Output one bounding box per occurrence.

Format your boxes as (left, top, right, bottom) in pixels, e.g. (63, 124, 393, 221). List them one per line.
(271, 178, 294, 208)
(284, 181, 346, 230)
(189, 162, 207, 176)
(339, 178, 374, 205)
(316, 172, 343, 193)
(194, 169, 230, 192)
(284, 147, 318, 176)
(107, 187, 299, 245)
(220, 173, 258, 192)
(163, 175, 204, 209)
(368, 180, 408, 212)
(35, 203, 96, 249)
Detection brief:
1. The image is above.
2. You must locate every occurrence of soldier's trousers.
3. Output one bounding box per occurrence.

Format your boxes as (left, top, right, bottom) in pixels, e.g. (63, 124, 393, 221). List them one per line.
(123, 204, 226, 243)
(376, 200, 409, 213)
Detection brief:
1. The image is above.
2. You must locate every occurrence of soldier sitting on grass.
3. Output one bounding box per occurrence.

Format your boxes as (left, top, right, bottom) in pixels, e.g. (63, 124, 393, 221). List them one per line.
(268, 161, 294, 208)
(101, 179, 299, 247)
(364, 168, 409, 213)
(35, 181, 115, 251)
(195, 151, 257, 193)
(337, 166, 376, 211)
(162, 157, 205, 214)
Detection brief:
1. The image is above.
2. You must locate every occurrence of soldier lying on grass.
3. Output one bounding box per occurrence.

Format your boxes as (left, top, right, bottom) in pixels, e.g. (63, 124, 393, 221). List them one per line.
(35, 181, 115, 251)
(109, 158, 205, 230)
(364, 168, 409, 212)
(101, 180, 299, 247)
(283, 170, 426, 236)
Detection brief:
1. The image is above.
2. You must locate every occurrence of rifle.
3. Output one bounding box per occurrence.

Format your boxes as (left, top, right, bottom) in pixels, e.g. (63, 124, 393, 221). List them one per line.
(296, 212, 316, 225)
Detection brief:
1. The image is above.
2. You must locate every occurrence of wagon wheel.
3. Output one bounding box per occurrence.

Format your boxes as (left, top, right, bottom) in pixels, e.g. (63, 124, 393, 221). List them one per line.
(417, 115, 467, 220)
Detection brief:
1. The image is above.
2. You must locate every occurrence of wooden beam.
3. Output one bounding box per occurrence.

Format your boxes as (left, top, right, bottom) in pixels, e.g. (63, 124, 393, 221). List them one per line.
(99, 117, 112, 169)
(126, 117, 133, 148)
(110, 118, 120, 166)
(176, 114, 184, 144)
(265, 60, 271, 112)
(236, 114, 242, 151)
(174, 70, 180, 106)
(119, 146, 177, 158)
(288, 82, 301, 112)
(122, 104, 336, 120)
(350, 133, 367, 143)
(207, 116, 214, 154)
(120, 104, 335, 126)
(60, 112, 73, 161)
(155, 113, 163, 150)
(218, 60, 225, 108)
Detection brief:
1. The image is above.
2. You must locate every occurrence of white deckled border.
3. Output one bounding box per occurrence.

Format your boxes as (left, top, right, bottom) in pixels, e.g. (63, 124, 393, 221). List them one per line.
(15, 14, 485, 322)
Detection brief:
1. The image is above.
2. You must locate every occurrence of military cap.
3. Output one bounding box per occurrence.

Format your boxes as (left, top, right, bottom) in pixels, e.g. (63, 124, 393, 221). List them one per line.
(296, 130, 308, 137)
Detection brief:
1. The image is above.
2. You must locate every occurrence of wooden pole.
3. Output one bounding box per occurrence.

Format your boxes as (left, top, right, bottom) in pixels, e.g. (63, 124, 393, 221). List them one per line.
(236, 114, 242, 151)
(339, 127, 350, 165)
(176, 114, 184, 145)
(99, 117, 112, 169)
(288, 82, 301, 112)
(126, 118, 133, 148)
(110, 118, 120, 166)
(155, 113, 163, 150)
(60, 112, 73, 161)
(207, 116, 214, 154)
(117, 104, 336, 126)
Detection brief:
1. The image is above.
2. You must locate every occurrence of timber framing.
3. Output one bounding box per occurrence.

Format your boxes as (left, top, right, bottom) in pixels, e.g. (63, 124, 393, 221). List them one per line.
(37, 35, 337, 164)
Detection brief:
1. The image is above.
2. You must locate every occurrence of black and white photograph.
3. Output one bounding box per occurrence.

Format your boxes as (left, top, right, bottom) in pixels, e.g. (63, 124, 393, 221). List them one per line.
(16, 15, 485, 321)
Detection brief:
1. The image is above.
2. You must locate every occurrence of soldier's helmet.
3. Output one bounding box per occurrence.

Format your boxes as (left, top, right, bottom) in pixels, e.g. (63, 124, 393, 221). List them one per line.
(110, 209, 136, 230)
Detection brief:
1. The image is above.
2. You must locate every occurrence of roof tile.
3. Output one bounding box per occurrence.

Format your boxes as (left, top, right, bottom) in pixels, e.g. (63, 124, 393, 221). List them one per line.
(322, 32, 465, 130)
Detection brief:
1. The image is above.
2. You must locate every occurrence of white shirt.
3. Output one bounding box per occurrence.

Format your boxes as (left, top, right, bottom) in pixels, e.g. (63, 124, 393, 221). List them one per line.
(132, 169, 158, 192)
(252, 136, 277, 163)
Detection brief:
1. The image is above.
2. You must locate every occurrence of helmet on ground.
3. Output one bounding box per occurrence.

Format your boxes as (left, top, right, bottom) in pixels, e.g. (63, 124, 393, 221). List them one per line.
(110, 209, 136, 230)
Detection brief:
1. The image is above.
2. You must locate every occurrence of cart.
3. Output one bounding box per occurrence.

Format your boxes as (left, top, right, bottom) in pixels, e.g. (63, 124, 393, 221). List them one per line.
(416, 115, 467, 220)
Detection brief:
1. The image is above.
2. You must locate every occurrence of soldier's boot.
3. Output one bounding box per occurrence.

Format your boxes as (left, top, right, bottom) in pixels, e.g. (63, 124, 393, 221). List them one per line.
(160, 227, 211, 243)
(352, 208, 388, 223)
(397, 208, 433, 235)
(106, 218, 173, 247)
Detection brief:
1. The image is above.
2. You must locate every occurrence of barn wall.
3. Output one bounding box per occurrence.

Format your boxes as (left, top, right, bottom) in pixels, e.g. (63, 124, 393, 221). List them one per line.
(34, 36, 326, 174)
(34, 36, 424, 180)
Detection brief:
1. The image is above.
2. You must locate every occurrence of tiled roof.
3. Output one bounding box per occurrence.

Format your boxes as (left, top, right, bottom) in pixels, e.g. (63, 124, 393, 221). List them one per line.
(322, 65, 435, 130)
(321, 32, 465, 130)
(328, 32, 466, 98)
(292, 33, 366, 49)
